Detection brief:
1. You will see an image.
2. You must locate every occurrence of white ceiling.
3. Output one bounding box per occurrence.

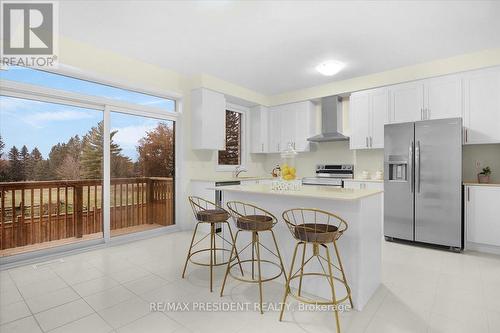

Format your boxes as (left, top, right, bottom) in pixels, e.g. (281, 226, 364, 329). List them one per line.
(60, 0, 500, 95)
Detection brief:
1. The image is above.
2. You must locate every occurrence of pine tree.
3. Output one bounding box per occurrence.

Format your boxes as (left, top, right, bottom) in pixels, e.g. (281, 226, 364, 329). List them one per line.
(81, 121, 122, 179)
(8, 146, 23, 181)
(20, 145, 30, 181)
(0, 135, 5, 159)
(30, 147, 50, 180)
(0, 135, 7, 181)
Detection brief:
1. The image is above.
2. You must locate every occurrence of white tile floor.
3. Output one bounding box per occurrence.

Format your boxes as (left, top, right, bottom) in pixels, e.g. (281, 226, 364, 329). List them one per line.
(1, 230, 499, 333)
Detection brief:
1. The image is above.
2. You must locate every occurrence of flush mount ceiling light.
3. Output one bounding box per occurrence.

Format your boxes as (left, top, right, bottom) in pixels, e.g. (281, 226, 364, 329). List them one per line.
(315, 60, 345, 76)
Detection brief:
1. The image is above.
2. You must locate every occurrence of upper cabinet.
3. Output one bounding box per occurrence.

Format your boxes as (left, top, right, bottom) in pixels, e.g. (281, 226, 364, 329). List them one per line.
(389, 75, 462, 123)
(191, 88, 226, 150)
(250, 106, 269, 153)
(462, 67, 500, 144)
(252, 101, 316, 153)
(390, 81, 424, 123)
(425, 74, 462, 120)
(349, 87, 388, 149)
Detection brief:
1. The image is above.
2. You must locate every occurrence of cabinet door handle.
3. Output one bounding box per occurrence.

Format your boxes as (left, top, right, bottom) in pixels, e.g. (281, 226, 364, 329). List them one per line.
(261, 143, 264, 152)
(366, 137, 368, 148)
(369, 136, 373, 148)
(467, 187, 470, 201)
(465, 128, 468, 143)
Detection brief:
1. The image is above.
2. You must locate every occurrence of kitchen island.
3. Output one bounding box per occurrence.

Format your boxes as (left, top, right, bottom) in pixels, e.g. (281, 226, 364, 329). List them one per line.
(215, 184, 383, 311)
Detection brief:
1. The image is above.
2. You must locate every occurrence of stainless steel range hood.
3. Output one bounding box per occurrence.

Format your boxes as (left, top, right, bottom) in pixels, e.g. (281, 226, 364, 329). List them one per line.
(307, 96, 349, 142)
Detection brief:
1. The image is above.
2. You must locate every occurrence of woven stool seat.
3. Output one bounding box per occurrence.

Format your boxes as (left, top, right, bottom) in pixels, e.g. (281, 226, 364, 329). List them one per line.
(236, 214, 273, 231)
(294, 223, 339, 243)
(196, 209, 229, 222)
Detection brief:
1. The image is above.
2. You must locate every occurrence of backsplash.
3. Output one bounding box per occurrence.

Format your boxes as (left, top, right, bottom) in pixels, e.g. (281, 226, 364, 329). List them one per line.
(263, 141, 385, 179)
(463, 144, 500, 183)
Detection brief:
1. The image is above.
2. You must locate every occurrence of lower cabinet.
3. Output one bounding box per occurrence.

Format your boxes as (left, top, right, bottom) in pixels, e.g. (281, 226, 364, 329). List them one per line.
(343, 180, 384, 190)
(465, 185, 500, 249)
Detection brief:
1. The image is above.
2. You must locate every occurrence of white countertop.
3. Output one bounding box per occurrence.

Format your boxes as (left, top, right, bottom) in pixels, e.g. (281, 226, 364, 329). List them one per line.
(191, 176, 273, 182)
(463, 181, 500, 187)
(212, 184, 382, 200)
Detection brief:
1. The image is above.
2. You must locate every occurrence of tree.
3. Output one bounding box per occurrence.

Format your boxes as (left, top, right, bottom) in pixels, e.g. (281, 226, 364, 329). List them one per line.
(0, 135, 7, 181)
(136, 122, 175, 177)
(7, 146, 23, 181)
(29, 147, 48, 181)
(56, 155, 81, 180)
(81, 121, 126, 179)
(20, 145, 30, 180)
(0, 135, 4, 159)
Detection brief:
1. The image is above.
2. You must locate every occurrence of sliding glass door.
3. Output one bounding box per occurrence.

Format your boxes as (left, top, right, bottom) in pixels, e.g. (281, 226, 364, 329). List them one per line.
(109, 112, 175, 237)
(0, 66, 178, 258)
(0, 96, 104, 256)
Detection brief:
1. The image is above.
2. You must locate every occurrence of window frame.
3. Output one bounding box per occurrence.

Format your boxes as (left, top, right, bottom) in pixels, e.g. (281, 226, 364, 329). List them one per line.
(0, 66, 183, 264)
(216, 103, 248, 172)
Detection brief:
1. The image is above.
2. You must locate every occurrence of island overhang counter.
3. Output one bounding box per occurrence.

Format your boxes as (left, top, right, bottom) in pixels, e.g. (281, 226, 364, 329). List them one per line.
(212, 184, 383, 311)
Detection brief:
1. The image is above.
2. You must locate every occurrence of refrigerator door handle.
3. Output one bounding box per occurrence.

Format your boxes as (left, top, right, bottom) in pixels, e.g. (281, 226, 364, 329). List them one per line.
(409, 141, 414, 193)
(416, 140, 421, 193)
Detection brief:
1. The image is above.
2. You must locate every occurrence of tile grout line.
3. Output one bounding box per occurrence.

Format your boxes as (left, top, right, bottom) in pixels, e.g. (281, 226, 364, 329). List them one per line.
(5, 268, 45, 332)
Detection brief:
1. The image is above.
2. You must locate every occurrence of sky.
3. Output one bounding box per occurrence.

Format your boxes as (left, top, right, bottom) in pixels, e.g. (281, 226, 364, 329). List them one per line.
(0, 67, 175, 161)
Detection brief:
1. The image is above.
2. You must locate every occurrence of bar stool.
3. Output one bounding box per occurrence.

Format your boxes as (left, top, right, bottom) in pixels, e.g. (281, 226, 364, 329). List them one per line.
(279, 208, 353, 332)
(182, 196, 243, 292)
(220, 201, 287, 314)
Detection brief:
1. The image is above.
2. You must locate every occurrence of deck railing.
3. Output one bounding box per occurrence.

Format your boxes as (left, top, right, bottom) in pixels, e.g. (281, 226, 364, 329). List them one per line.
(0, 177, 174, 250)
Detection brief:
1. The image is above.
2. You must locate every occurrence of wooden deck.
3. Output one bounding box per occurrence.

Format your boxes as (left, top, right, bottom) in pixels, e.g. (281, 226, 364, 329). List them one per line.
(0, 177, 174, 256)
(0, 223, 164, 257)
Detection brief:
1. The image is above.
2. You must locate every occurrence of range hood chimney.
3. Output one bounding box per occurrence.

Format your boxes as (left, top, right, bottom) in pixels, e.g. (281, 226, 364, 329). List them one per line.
(307, 96, 349, 142)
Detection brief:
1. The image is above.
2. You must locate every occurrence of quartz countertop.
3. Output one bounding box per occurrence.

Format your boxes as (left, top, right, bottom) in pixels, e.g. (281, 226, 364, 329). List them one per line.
(211, 184, 382, 200)
(191, 176, 274, 182)
(463, 181, 500, 187)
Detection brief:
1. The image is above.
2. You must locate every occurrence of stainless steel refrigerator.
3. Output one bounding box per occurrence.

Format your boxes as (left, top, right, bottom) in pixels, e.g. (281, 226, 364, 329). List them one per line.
(384, 118, 463, 250)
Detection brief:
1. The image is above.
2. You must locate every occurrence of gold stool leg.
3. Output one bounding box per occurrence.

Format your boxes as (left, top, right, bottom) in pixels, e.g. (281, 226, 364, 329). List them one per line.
(220, 230, 240, 296)
(182, 222, 200, 278)
(209, 223, 215, 292)
(279, 241, 301, 321)
(325, 244, 341, 333)
(333, 241, 353, 309)
(297, 242, 307, 296)
(224, 221, 244, 276)
(269, 229, 287, 283)
(255, 232, 264, 314)
(251, 232, 256, 280)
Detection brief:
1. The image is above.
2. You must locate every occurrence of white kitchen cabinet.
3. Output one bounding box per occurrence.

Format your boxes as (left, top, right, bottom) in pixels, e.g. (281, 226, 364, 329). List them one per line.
(292, 101, 316, 152)
(389, 76, 462, 123)
(250, 105, 269, 153)
(266, 101, 315, 153)
(465, 185, 500, 248)
(425, 74, 462, 120)
(191, 88, 226, 150)
(343, 180, 384, 190)
(349, 92, 371, 149)
(463, 67, 500, 144)
(389, 81, 424, 123)
(349, 88, 388, 149)
(268, 107, 282, 153)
